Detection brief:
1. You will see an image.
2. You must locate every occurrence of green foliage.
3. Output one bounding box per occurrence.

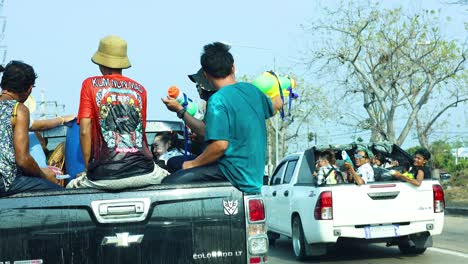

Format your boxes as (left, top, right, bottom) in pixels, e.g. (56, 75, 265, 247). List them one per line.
(429, 140, 456, 169)
(447, 168, 468, 187)
(406, 146, 419, 156)
(408, 140, 468, 177)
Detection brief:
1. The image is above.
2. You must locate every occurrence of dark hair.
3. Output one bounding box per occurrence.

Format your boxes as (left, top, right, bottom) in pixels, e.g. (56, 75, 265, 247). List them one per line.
(374, 152, 386, 164)
(0, 61, 37, 93)
(153, 131, 181, 151)
(415, 148, 431, 160)
(200, 42, 234, 78)
(319, 149, 336, 164)
(402, 160, 411, 172)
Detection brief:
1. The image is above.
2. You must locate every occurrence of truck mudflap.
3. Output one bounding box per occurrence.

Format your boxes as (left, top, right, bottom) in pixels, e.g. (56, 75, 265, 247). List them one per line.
(0, 183, 248, 264)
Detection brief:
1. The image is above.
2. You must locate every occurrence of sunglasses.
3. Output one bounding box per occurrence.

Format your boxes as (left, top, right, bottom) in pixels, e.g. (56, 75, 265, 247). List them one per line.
(196, 83, 204, 90)
(354, 154, 367, 159)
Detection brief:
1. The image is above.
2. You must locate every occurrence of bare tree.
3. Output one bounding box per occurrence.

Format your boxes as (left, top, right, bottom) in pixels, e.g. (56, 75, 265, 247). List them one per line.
(302, 1, 467, 148)
(266, 77, 330, 167)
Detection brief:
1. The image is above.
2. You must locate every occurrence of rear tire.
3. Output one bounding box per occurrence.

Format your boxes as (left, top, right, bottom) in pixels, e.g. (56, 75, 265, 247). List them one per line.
(398, 244, 427, 255)
(292, 216, 307, 260)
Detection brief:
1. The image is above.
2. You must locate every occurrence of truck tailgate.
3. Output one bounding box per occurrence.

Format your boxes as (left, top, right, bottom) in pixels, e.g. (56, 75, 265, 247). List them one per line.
(0, 183, 246, 264)
(332, 181, 435, 227)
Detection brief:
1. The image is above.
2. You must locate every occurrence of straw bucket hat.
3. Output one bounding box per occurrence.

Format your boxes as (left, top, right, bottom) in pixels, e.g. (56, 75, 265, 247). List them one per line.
(91, 35, 131, 69)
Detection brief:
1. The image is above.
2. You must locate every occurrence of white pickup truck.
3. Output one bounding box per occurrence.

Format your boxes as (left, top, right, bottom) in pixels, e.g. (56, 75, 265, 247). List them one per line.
(262, 143, 445, 260)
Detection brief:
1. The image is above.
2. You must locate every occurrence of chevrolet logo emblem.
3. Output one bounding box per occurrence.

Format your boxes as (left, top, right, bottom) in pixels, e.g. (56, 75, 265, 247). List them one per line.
(101, 232, 144, 247)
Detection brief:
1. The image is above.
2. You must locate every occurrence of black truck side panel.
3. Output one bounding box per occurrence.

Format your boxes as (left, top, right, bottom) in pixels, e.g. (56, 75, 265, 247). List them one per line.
(0, 183, 246, 264)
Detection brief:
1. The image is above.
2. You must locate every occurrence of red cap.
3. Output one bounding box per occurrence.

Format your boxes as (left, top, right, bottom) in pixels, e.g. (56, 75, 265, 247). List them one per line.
(168, 86, 180, 98)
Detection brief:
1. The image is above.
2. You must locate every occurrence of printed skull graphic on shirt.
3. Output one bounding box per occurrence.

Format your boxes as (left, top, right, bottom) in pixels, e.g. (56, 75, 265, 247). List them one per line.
(96, 88, 143, 153)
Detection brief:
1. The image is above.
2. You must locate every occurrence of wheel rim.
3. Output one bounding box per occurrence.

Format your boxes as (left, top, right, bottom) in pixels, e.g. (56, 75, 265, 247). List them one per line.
(292, 219, 301, 256)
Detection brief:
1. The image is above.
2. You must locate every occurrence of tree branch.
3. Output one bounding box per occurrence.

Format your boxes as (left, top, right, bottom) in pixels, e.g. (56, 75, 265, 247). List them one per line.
(422, 98, 468, 135)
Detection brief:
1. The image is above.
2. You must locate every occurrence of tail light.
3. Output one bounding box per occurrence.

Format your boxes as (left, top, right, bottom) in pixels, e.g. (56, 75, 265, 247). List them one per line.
(249, 256, 261, 263)
(246, 197, 268, 262)
(433, 185, 445, 213)
(250, 255, 268, 263)
(314, 191, 333, 220)
(248, 199, 265, 222)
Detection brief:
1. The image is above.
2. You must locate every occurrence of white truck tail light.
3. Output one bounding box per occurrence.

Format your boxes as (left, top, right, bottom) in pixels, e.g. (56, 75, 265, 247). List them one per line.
(433, 185, 445, 213)
(248, 199, 265, 222)
(314, 191, 333, 220)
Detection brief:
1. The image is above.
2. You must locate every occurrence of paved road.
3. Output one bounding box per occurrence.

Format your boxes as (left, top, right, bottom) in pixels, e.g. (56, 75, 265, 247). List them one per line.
(267, 215, 468, 264)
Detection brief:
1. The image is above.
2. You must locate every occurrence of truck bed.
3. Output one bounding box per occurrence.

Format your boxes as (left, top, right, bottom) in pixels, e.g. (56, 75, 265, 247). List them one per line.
(0, 182, 248, 264)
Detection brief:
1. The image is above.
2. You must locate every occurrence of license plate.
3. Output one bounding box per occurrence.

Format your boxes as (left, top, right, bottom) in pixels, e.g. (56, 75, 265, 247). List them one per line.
(364, 225, 399, 239)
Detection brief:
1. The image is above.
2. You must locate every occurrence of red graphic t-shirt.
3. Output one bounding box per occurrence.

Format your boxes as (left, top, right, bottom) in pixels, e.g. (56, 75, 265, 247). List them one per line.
(78, 74, 154, 181)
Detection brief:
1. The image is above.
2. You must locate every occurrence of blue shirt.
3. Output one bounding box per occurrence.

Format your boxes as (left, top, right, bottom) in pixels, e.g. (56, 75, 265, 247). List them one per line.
(29, 132, 48, 168)
(205, 82, 274, 193)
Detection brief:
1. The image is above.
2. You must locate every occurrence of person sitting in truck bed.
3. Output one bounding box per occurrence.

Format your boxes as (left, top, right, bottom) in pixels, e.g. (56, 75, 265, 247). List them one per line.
(313, 149, 343, 186)
(162, 68, 216, 143)
(66, 35, 168, 190)
(0, 61, 63, 196)
(28, 114, 76, 174)
(372, 152, 399, 169)
(344, 147, 375, 185)
(162, 42, 283, 194)
(151, 131, 195, 173)
(391, 148, 431, 187)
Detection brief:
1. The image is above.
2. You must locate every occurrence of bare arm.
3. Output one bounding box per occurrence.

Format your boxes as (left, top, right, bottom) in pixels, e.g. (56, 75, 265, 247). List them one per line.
(344, 163, 365, 186)
(271, 95, 284, 114)
(161, 97, 206, 138)
(30, 114, 76, 131)
(393, 170, 424, 187)
(79, 117, 92, 170)
(183, 140, 229, 169)
(13, 104, 58, 183)
(182, 113, 206, 138)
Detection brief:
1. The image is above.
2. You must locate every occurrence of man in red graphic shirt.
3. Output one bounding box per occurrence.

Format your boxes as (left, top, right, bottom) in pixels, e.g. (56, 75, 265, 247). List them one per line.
(67, 35, 168, 190)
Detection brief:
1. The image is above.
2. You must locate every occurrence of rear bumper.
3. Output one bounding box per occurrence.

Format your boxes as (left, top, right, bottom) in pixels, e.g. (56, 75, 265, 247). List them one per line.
(304, 213, 444, 244)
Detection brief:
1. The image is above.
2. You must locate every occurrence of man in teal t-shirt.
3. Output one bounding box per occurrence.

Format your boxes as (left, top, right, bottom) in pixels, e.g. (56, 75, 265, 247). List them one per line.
(162, 42, 282, 193)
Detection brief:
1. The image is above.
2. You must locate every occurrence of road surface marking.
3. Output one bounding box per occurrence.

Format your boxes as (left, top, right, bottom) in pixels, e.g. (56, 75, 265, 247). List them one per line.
(429, 247, 468, 258)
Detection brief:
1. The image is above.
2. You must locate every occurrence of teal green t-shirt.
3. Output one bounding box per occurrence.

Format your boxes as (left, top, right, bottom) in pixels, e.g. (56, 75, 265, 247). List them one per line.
(205, 82, 274, 193)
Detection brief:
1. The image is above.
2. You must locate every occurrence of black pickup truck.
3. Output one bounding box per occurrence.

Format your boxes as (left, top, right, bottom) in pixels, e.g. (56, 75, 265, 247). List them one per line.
(0, 121, 268, 264)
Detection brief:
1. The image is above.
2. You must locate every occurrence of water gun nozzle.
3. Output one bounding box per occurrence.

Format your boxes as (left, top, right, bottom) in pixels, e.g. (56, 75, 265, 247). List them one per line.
(168, 86, 180, 98)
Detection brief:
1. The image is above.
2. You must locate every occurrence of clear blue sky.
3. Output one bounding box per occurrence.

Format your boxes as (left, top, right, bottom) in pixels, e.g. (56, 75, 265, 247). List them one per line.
(4, 0, 315, 119)
(3, 0, 467, 148)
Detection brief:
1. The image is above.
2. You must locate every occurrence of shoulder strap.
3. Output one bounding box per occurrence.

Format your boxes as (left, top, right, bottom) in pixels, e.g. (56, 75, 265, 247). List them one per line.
(324, 166, 335, 178)
(12, 102, 19, 124)
(325, 165, 342, 178)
